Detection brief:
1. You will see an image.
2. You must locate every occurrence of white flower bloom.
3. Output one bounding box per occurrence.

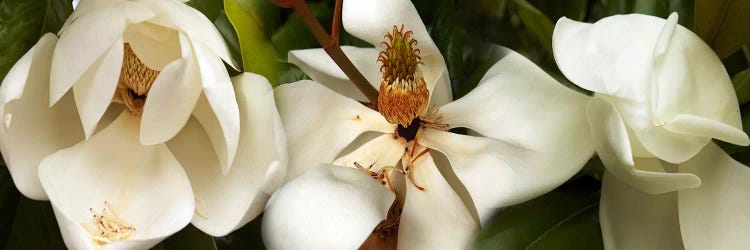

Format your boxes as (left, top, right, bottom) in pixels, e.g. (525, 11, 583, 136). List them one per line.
(553, 13, 750, 249)
(0, 0, 286, 248)
(262, 0, 594, 248)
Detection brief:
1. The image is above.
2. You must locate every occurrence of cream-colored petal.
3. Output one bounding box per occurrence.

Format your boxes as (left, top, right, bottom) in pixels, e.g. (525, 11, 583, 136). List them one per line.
(0, 34, 84, 200)
(72, 39, 122, 139)
(333, 134, 405, 171)
(288, 47, 381, 102)
(262, 165, 395, 249)
(397, 153, 478, 250)
(587, 97, 700, 194)
(275, 81, 394, 180)
(599, 172, 684, 250)
(678, 142, 750, 249)
(38, 111, 194, 250)
(51, 1, 154, 105)
(189, 41, 240, 173)
(123, 21, 181, 71)
(168, 73, 287, 236)
(140, 34, 202, 145)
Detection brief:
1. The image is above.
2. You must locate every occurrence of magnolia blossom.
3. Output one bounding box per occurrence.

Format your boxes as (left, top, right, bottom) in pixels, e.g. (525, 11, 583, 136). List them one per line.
(0, 0, 286, 249)
(262, 0, 594, 248)
(553, 13, 750, 249)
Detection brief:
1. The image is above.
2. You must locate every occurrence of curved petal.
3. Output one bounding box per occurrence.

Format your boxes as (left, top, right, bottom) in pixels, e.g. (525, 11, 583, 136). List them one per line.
(397, 153, 478, 250)
(38, 111, 194, 250)
(587, 97, 700, 194)
(262, 165, 395, 249)
(123, 21, 181, 70)
(51, 1, 154, 105)
(73, 39, 122, 139)
(275, 81, 395, 180)
(333, 134, 406, 170)
(140, 34, 202, 145)
(168, 73, 287, 236)
(288, 46, 381, 102)
(599, 172, 684, 250)
(188, 41, 240, 173)
(0, 34, 84, 200)
(678, 142, 750, 249)
(138, 0, 237, 68)
(436, 48, 594, 213)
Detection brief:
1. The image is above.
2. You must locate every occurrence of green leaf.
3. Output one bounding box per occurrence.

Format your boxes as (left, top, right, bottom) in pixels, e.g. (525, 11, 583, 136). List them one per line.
(271, 2, 333, 57)
(224, 0, 283, 86)
(695, 0, 750, 59)
(187, 0, 223, 21)
(214, 12, 243, 74)
(6, 198, 65, 249)
(511, 0, 554, 54)
(156, 225, 217, 250)
(734, 68, 750, 105)
(472, 177, 603, 250)
(528, 0, 587, 21)
(0, 166, 20, 247)
(0, 0, 72, 80)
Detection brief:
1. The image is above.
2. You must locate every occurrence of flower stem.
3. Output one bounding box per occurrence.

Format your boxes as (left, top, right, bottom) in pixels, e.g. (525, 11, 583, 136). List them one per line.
(271, 0, 379, 106)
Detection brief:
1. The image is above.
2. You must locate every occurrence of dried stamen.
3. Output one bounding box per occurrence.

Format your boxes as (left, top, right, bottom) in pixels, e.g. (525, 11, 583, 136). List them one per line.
(115, 43, 160, 116)
(81, 201, 136, 248)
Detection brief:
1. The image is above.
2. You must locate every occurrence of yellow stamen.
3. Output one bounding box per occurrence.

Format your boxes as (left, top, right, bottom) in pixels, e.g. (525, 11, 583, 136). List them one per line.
(116, 43, 160, 116)
(82, 201, 136, 249)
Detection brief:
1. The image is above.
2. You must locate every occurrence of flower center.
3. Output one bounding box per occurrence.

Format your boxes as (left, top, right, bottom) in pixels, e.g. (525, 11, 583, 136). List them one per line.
(396, 117, 421, 142)
(81, 201, 136, 248)
(377, 25, 429, 127)
(116, 43, 160, 116)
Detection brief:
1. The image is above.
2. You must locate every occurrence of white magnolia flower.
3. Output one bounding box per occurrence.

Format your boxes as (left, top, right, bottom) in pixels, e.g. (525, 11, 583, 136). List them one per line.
(553, 13, 750, 249)
(262, 0, 594, 249)
(0, 0, 286, 248)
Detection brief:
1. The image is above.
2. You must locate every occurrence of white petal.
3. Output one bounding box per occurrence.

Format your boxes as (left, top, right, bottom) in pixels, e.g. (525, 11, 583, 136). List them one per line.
(397, 153, 478, 250)
(73, 39, 123, 139)
(599, 172, 684, 250)
(123, 21, 181, 70)
(587, 97, 700, 194)
(262, 165, 395, 249)
(139, 0, 238, 69)
(38, 111, 194, 250)
(140, 34, 202, 145)
(288, 47, 381, 102)
(333, 134, 406, 170)
(678, 142, 750, 249)
(435, 48, 594, 214)
(51, 1, 154, 105)
(0, 34, 83, 200)
(275, 81, 395, 180)
(189, 41, 240, 173)
(168, 73, 286, 236)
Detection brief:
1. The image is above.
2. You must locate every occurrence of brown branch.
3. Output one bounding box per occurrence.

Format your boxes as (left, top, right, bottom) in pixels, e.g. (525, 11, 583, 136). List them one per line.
(271, 0, 379, 107)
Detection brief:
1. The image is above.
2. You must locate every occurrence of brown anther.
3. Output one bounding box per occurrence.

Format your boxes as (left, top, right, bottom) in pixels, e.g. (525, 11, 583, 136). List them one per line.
(116, 43, 160, 116)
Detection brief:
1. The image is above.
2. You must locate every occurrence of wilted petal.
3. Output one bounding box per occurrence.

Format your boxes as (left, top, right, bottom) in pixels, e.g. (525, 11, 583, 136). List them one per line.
(38, 112, 194, 250)
(72, 38, 122, 139)
(599, 172, 684, 250)
(436, 48, 593, 214)
(140, 34, 202, 145)
(275, 81, 394, 180)
(288, 47, 381, 102)
(678, 142, 750, 249)
(397, 153, 478, 250)
(189, 41, 240, 173)
(0, 34, 84, 200)
(587, 97, 700, 194)
(262, 165, 394, 249)
(51, 1, 154, 105)
(168, 73, 286, 236)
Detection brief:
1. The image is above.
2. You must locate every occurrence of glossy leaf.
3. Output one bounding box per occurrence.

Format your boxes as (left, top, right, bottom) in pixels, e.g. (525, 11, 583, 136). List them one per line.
(528, 0, 587, 21)
(188, 0, 223, 21)
(0, 0, 72, 79)
(271, 2, 332, 57)
(472, 177, 603, 250)
(511, 0, 554, 54)
(215, 12, 244, 74)
(224, 0, 282, 86)
(5, 199, 65, 249)
(734, 68, 750, 106)
(695, 0, 750, 59)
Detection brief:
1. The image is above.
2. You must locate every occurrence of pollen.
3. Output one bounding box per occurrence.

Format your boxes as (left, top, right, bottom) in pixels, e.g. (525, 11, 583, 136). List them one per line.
(377, 25, 429, 127)
(81, 201, 136, 248)
(115, 43, 160, 116)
